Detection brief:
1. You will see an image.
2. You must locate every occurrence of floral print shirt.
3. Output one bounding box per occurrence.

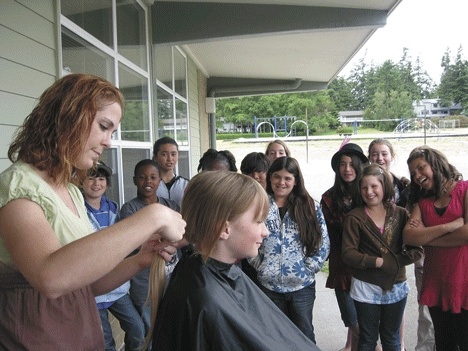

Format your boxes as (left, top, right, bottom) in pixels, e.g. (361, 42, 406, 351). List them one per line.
(255, 195, 330, 293)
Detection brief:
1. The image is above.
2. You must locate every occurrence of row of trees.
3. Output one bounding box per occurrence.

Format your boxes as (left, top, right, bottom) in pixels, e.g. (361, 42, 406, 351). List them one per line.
(216, 47, 468, 133)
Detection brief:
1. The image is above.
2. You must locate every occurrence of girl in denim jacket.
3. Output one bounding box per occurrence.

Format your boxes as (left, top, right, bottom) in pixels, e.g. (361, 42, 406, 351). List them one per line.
(254, 156, 330, 344)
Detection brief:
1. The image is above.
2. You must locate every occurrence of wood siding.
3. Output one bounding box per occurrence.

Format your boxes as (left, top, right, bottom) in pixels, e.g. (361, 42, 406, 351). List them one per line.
(0, 0, 57, 172)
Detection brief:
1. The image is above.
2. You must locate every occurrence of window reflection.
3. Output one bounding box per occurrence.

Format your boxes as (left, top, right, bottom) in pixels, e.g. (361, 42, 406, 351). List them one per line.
(116, 0, 147, 70)
(174, 48, 187, 98)
(62, 27, 114, 80)
(154, 46, 189, 174)
(156, 86, 174, 139)
(61, 1, 113, 47)
(175, 98, 188, 145)
(119, 64, 150, 142)
(154, 46, 173, 90)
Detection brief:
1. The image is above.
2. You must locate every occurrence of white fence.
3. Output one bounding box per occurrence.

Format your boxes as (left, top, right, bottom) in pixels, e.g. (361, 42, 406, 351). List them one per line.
(439, 119, 460, 129)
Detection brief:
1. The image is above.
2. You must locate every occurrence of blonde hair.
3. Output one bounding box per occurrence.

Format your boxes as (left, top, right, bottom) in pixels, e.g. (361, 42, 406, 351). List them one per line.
(183, 171, 269, 259)
(143, 256, 166, 350)
(145, 171, 269, 348)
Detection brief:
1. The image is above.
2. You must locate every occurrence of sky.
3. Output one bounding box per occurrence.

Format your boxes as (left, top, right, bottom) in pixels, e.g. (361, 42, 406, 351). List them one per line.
(340, 0, 468, 84)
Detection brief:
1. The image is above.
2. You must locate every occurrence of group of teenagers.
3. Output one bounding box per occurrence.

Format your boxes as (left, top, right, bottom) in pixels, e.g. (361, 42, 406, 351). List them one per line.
(0, 74, 466, 351)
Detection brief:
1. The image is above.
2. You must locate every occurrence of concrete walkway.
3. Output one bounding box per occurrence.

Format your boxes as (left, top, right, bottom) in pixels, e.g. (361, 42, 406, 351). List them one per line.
(314, 267, 419, 351)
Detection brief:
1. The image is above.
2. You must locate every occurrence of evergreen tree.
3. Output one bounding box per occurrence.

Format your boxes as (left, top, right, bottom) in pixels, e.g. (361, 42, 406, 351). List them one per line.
(346, 55, 374, 110)
(397, 48, 429, 101)
(215, 47, 466, 136)
(413, 56, 435, 99)
(327, 77, 359, 111)
(438, 46, 468, 110)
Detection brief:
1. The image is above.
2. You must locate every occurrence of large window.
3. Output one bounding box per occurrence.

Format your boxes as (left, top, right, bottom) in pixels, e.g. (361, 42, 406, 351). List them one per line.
(116, 0, 148, 70)
(61, 1, 113, 47)
(154, 46, 189, 177)
(175, 98, 188, 145)
(61, 0, 151, 205)
(173, 48, 187, 99)
(119, 64, 150, 142)
(62, 28, 114, 80)
(156, 86, 174, 139)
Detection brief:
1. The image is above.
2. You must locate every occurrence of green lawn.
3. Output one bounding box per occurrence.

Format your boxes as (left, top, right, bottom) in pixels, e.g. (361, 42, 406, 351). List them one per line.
(321, 261, 329, 275)
(217, 127, 382, 140)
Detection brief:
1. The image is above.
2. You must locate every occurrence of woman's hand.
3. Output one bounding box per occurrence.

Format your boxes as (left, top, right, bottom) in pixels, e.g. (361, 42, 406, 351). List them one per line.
(404, 204, 461, 246)
(157, 243, 179, 262)
(137, 236, 187, 267)
(426, 217, 467, 247)
(400, 176, 410, 187)
(408, 218, 425, 229)
(152, 205, 186, 242)
(447, 217, 464, 232)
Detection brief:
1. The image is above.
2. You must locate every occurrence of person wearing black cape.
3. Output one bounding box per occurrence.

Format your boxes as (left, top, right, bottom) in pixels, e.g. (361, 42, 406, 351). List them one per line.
(148, 171, 321, 351)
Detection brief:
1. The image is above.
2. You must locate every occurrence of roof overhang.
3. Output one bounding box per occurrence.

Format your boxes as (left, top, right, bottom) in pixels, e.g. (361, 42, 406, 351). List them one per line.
(152, 0, 402, 98)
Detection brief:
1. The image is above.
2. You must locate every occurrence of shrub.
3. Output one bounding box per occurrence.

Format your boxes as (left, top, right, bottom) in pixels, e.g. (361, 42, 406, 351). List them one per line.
(335, 126, 353, 135)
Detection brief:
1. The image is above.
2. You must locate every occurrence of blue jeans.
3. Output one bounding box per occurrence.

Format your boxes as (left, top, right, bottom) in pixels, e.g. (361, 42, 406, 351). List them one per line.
(354, 297, 406, 351)
(261, 282, 316, 343)
(134, 302, 151, 335)
(99, 294, 146, 351)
